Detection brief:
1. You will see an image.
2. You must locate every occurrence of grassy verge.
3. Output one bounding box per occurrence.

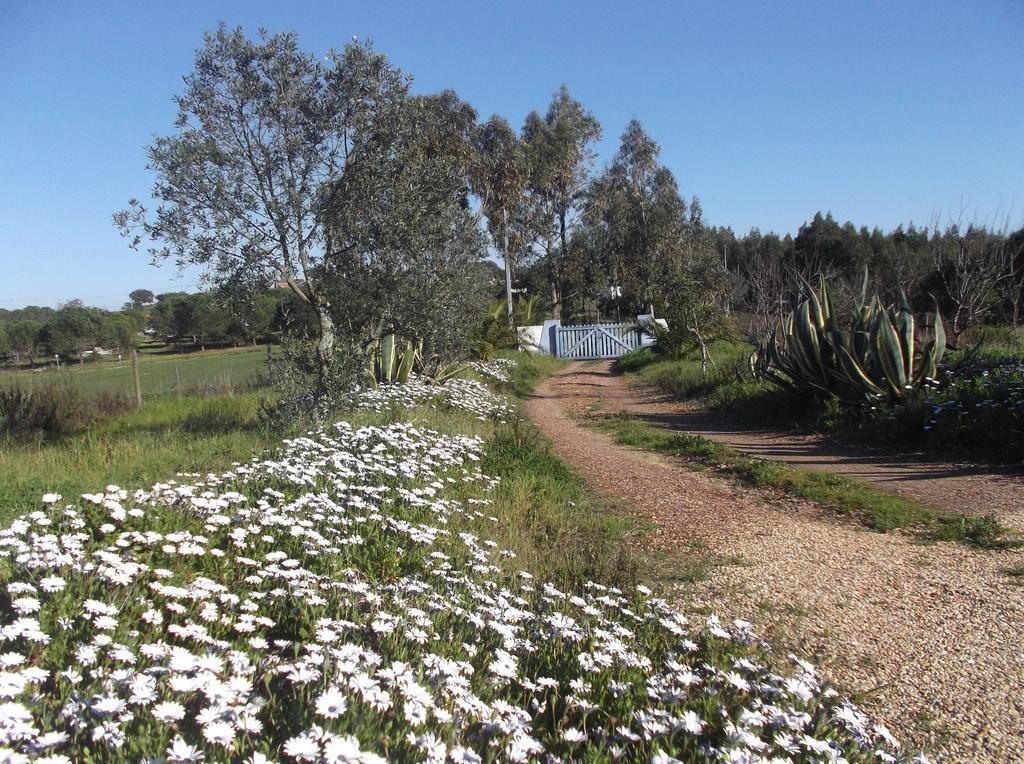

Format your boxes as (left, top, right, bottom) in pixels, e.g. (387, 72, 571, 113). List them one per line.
(618, 342, 817, 430)
(592, 411, 1020, 550)
(0, 391, 289, 527)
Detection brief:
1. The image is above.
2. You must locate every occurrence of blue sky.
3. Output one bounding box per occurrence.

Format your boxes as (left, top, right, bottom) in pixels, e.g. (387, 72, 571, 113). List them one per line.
(1, 0, 1021, 309)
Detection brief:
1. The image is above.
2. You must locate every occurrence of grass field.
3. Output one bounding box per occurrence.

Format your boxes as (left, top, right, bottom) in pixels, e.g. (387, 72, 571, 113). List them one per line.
(0, 344, 271, 399)
(0, 391, 285, 527)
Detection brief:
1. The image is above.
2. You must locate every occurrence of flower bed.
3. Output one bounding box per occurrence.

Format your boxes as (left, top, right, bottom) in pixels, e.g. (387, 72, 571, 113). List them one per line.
(0, 363, 908, 762)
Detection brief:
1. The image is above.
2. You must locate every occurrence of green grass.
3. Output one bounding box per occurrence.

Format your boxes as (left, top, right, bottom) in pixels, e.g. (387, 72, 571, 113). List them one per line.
(480, 420, 649, 588)
(0, 391, 288, 527)
(0, 344, 271, 399)
(617, 342, 817, 429)
(592, 411, 1020, 550)
(495, 349, 566, 397)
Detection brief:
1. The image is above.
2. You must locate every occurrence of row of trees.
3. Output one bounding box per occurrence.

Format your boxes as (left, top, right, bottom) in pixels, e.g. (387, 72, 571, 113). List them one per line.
(0, 301, 144, 364)
(705, 214, 1024, 343)
(0, 289, 315, 365)
(112, 25, 1020, 407)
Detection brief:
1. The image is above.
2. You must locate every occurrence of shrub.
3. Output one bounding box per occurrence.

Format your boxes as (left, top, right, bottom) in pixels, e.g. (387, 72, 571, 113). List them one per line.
(0, 384, 121, 438)
(842, 357, 1024, 462)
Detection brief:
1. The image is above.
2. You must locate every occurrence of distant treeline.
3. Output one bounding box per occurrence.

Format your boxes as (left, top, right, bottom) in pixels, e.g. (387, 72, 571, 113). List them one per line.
(0, 288, 312, 364)
(514, 210, 1023, 342)
(711, 213, 1023, 325)
(2, 263, 505, 366)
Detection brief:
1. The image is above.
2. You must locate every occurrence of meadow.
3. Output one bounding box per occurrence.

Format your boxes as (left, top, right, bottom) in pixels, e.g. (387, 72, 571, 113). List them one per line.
(0, 344, 270, 400)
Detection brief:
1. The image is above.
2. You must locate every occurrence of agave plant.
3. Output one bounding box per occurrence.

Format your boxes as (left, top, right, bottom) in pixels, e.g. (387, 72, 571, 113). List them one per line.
(366, 333, 422, 387)
(752, 277, 946, 402)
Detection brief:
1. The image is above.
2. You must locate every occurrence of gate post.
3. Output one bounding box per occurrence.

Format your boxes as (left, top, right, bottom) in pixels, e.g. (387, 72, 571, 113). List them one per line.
(541, 319, 560, 356)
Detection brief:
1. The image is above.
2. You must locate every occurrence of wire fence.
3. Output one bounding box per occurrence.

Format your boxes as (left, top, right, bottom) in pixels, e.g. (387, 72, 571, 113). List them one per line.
(0, 346, 273, 401)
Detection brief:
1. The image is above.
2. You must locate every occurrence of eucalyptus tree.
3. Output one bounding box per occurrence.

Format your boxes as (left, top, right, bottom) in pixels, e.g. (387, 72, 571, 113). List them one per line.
(521, 86, 602, 318)
(584, 120, 689, 316)
(472, 116, 530, 325)
(115, 26, 410, 391)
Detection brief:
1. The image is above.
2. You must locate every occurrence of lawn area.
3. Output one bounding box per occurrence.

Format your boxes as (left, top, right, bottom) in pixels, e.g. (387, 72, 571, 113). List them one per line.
(0, 344, 271, 400)
(0, 391, 284, 527)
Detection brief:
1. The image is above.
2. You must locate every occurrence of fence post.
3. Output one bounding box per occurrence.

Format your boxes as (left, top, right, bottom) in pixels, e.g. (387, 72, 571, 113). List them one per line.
(131, 348, 143, 408)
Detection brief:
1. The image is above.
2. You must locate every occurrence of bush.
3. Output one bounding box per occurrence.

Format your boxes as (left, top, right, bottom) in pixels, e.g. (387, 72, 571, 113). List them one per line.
(840, 357, 1024, 462)
(0, 384, 132, 438)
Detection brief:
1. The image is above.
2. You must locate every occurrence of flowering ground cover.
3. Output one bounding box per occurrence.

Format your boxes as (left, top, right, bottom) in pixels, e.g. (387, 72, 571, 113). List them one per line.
(0, 360, 909, 762)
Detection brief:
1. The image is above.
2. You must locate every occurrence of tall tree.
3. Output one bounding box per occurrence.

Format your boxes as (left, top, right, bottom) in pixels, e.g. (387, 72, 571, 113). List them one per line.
(521, 86, 602, 318)
(115, 26, 409, 390)
(322, 90, 490, 362)
(128, 289, 155, 309)
(6, 320, 42, 364)
(472, 116, 530, 325)
(584, 120, 689, 316)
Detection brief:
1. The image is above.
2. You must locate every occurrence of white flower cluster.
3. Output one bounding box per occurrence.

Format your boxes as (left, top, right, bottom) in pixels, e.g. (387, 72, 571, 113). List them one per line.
(0, 389, 910, 762)
(352, 375, 517, 422)
(464, 359, 518, 385)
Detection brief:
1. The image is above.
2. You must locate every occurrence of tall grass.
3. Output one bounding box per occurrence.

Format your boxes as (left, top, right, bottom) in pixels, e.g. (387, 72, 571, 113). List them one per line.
(0, 391, 285, 527)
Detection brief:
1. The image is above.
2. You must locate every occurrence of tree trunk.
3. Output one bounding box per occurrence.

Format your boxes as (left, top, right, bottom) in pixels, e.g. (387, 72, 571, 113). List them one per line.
(502, 209, 514, 327)
(315, 305, 336, 394)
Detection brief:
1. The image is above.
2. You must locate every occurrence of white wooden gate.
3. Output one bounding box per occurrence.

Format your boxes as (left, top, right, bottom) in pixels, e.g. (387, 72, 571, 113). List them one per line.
(555, 323, 641, 360)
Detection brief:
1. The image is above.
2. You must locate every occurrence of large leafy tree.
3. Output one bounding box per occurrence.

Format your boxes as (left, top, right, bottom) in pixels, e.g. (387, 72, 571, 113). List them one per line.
(522, 86, 602, 318)
(40, 305, 105, 361)
(583, 120, 690, 316)
(322, 90, 490, 362)
(5, 320, 42, 364)
(128, 289, 155, 309)
(115, 26, 409, 388)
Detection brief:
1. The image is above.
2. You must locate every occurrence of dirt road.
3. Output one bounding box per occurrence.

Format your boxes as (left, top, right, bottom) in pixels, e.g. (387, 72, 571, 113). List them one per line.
(527, 362, 1024, 762)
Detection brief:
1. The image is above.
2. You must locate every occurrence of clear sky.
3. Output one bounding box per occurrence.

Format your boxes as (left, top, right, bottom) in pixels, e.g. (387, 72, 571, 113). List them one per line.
(1, 0, 1021, 309)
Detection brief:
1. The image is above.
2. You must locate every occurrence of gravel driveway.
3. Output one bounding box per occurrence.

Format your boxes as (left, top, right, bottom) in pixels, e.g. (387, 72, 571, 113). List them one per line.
(527, 362, 1024, 762)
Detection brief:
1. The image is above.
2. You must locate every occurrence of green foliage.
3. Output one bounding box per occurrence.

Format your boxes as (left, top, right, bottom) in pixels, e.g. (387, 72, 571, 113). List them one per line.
(266, 341, 366, 421)
(836, 357, 1024, 463)
(471, 302, 520, 360)
(753, 276, 946, 403)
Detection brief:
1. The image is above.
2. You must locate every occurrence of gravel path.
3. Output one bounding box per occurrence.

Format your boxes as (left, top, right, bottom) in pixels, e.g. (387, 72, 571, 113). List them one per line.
(605, 362, 1024, 531)
(527, 362, 1024, 762)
